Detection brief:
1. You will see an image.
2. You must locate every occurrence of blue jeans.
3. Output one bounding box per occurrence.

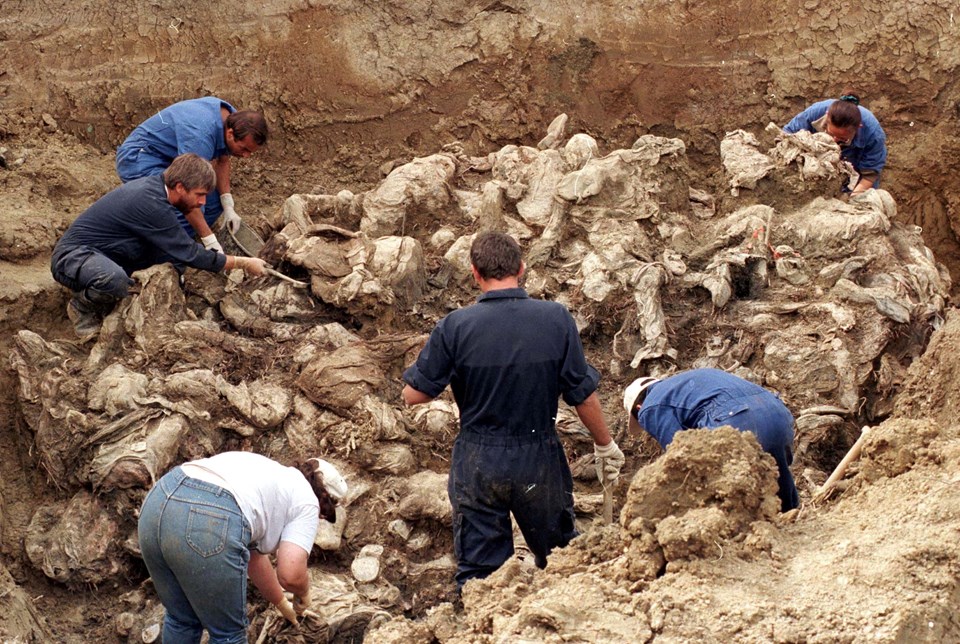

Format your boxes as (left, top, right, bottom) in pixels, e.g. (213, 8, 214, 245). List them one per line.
(138, 467, 252, 644)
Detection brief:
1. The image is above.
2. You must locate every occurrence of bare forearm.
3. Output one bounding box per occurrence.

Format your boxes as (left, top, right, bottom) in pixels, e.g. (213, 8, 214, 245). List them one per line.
(185, 208, 213, 237)
(575, 392, 612, 445)
(276, 542, 310, 596)
(402, 384, 434, 406)
(852, 177, 874, 194)
(215, 157, 232, 195)
(248, 552, 284, 605)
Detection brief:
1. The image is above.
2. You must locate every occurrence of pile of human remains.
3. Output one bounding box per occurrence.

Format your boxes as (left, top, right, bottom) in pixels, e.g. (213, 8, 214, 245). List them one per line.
(9, 115, 949, 641)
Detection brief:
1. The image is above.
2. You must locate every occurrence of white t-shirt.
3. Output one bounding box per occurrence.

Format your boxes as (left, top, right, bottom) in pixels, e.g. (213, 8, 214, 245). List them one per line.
(183, 452, 320, 555)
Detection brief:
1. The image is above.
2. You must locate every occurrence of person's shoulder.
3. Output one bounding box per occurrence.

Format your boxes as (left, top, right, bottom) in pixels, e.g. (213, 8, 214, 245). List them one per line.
(858, 105, 883, 128)
(525, 296, 573, 317)
(127, 174, 166, 197)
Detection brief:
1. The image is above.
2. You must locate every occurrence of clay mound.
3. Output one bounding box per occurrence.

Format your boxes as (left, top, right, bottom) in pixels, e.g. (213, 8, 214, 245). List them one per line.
(619, 427, 780, 579)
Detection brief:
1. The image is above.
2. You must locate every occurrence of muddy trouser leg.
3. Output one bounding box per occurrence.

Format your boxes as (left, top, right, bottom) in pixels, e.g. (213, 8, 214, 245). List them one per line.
(509, 434, 577, 569)
(449, 437, 516, 589)
(51, 246, 133, 312)
(716, 394, 800, 512)
(449, 432, 577, 589)
(137, 467, 251, 644)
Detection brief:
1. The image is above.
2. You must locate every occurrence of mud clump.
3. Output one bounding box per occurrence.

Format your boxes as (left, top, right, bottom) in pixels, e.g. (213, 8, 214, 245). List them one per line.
(620, 427, 780, 580)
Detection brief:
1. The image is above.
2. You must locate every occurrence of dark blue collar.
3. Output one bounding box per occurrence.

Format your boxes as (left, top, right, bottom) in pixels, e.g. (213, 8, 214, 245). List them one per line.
(477, 287, 529, 303)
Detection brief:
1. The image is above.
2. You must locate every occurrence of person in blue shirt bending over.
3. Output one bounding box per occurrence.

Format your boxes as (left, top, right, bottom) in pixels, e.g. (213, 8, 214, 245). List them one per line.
(783, 90, 887, 196)
(116, 97, 268, 253)
(624, 369, 800, 512)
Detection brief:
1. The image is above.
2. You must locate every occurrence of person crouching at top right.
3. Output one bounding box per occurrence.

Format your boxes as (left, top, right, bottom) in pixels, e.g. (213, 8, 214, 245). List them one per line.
(783, 90, 887, 196)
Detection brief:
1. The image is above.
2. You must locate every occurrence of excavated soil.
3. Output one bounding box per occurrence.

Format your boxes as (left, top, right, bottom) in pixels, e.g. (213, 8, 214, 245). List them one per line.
(1, 1, 960, 643)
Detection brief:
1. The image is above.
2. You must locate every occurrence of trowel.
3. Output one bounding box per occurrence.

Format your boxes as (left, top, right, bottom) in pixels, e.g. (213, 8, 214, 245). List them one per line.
(264, 266, 308, 289)
(600, 457, 614, 524)
(228, 223, 308, 288)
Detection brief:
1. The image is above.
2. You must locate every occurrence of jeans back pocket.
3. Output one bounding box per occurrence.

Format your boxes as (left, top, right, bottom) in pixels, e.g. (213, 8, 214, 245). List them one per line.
(185, 507, 229, 557)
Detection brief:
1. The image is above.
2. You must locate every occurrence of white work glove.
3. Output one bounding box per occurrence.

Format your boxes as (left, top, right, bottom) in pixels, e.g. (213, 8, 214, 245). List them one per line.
(276, 597, 299, 626)
(594, 440, 625, 485)
(293, 589, 311, 616)
(200, 233, 224, 254)
(220, 193, 242, 234)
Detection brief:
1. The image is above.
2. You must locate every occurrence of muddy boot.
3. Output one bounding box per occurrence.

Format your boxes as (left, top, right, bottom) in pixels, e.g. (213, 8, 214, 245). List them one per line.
(66, 296, 101, 342)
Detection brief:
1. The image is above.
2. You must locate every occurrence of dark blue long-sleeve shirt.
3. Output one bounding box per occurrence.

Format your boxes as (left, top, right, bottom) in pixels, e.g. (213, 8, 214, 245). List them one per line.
(53, 174, 226, 275)
(403, 287, 599, 438)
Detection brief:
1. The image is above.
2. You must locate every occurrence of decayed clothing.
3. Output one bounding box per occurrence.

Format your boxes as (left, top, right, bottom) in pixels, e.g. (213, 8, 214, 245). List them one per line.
(637, 368, 800, 511)
(403, 287, 599, 586)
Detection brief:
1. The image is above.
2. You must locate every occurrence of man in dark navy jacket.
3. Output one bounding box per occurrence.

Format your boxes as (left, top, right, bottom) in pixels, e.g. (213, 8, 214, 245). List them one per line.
(51, 153, 267, 341)
(402, 231, 624, 588)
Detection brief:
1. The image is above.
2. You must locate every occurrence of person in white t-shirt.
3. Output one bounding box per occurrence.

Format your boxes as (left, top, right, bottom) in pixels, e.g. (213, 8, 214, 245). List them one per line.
(137, 452, 348, 644)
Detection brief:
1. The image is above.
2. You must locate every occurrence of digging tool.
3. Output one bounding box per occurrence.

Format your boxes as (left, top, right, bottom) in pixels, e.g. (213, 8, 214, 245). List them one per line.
(264, 266, 308, 288)
(600, 456, 613, 524)
(228, 221, 266, 257)
(814, 425, 871, 502)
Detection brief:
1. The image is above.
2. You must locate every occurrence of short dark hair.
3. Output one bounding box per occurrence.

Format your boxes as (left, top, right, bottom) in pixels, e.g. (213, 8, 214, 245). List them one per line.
(162, 153, 215, 191)
(827, 90, 862, 129)
(470, 231, 522, 280)
(225, 110, 268, 145)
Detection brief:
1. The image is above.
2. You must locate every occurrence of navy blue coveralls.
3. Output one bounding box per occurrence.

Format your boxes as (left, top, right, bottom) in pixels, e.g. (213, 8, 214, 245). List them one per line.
(403, 287, 600, 587)
(636, 368, 800, 511)
(51, 174, 226, 304)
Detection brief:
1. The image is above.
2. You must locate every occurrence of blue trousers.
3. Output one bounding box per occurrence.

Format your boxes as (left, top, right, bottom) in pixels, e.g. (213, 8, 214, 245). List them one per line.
(138, 467, 252, 644)
(51, 245, 134, 304)
(449, 431, 577, 588)
(116, 146, 223, 235)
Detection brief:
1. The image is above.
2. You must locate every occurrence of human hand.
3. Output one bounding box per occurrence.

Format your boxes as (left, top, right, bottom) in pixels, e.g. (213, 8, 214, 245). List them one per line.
(232, 256, 268, 276)
(594, 440, 625, 485)
(276, 597, 299, 626)
(293, 589, 311, 615)
(200, 233, 224, 254)
(221, 193, 242, 234)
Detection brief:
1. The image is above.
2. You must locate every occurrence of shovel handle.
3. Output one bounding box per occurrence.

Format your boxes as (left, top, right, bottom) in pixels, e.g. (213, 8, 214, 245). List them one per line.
(814, 425, 871, 501)
(600, 456, 613, 524)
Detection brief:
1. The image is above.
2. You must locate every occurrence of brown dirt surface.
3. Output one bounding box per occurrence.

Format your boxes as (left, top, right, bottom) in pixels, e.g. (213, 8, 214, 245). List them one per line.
(2, 1, 960, 642)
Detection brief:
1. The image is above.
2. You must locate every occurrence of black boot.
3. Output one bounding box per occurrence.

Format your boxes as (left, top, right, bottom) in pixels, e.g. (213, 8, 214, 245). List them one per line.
(66, 290, 117, 342)
(66, 294, 101, 342)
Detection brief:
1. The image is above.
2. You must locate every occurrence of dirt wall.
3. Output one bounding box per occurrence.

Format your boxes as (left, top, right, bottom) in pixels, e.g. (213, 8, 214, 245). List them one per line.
(3, 1, 959, 277)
